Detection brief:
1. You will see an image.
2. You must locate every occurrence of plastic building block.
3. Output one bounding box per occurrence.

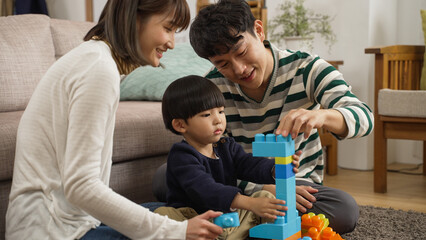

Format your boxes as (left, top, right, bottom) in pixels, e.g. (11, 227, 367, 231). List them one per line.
(249, 217, 301, 240)
(275, 163, 295, 179)
(213, 212, 240, 228)
(319, 227, 344, 240)
(276, 156, 293, 165)
(301, 213, 329, 234)
(305, 227, 320, 240)
(275, 177, 297, 223)
(249, 133, 343, 240)
(301, 213, 344, 240)
(252, 133, 295, 157)
(250, 133, 299, 240)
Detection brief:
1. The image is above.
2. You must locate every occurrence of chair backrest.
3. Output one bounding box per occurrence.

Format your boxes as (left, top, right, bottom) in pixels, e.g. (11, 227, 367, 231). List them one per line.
(366, 45, 424, 91)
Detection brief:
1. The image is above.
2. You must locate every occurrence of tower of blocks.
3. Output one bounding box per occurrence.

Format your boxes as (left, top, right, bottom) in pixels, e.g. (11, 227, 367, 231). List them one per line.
(249, 133, 302, 240)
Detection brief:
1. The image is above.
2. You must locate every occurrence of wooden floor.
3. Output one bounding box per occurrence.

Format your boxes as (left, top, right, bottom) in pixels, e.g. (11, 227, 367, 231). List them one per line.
(323, 165, 426, 213)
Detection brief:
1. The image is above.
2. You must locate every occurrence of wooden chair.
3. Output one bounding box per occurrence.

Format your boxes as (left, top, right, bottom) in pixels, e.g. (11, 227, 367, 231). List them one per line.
(366, 45, 426, 193)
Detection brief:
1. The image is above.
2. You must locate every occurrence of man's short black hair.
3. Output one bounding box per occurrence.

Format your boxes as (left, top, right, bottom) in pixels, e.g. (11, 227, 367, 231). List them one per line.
(189, 0, 256, 59)
(162, 75, 225, 135)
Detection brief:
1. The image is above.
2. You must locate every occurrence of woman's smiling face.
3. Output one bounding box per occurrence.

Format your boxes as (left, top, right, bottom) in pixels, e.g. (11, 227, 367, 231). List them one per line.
(138, 13, 177, 67)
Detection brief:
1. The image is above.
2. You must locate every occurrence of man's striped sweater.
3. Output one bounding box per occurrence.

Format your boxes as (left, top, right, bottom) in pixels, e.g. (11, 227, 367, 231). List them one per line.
(206, 41, 373, 192)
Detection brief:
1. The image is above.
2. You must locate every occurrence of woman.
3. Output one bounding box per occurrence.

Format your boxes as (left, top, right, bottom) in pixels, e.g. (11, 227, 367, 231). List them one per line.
(5, 0, 223, 239)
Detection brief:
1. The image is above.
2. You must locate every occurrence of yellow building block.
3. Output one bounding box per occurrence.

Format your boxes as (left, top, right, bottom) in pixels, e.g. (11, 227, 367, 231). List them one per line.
(275, 156, 293, 165)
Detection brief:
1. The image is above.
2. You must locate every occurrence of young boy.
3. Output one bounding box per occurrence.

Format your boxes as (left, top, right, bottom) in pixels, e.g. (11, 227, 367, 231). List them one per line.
(189, 0, 374, 234)
(156, 75, 300, 239)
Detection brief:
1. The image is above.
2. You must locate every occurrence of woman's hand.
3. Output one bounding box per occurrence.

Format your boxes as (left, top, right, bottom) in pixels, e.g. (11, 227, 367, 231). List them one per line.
(186, 210, 223, 240)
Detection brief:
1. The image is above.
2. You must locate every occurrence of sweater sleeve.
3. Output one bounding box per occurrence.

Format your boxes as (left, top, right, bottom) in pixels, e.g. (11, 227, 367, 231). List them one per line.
(304, 57, 374, 139)
(226, 138, 275, 184)
(61, 56, 186, 239)
(167, 143, 242, 213)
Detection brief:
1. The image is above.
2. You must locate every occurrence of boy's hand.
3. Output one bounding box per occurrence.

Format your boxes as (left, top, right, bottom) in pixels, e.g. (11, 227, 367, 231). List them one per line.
(249, 197, 287, 219)
(230, 194, 286, 219)
(186, 210, 223, 240)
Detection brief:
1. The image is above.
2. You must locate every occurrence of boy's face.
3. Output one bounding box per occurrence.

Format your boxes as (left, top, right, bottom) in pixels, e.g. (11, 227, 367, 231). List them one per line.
(182, 107, 226, 146)
(208, 21, 273, 95)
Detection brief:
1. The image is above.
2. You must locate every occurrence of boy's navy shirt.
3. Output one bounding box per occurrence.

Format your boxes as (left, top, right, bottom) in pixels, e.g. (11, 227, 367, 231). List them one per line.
(166, 137, 275, 214)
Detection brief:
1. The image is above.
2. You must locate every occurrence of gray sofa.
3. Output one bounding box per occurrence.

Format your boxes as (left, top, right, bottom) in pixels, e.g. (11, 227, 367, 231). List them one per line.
(0, 14, 181, 239)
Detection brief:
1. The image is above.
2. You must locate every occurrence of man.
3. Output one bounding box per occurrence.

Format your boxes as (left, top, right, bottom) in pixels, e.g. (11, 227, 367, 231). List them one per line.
(189, 0, 373, 234)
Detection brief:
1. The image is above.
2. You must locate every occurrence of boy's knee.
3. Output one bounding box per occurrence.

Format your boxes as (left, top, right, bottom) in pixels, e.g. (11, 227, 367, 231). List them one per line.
(251, 190, 276, 199)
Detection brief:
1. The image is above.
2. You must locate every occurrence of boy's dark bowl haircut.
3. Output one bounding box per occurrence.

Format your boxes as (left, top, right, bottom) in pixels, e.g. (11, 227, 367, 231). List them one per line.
(162, 75, 225, 135)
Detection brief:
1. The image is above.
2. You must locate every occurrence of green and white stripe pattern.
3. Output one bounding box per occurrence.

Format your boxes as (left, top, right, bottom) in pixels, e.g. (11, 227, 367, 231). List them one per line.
(206, 41, 373, 190)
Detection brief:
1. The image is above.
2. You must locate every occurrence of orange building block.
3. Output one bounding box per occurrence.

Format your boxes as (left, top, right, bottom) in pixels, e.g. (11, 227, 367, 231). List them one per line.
(319, 227, 344, 240)
(286, 231, 302, 240)
(301, 213, 329, 234)
(301, 213, 345, 240)
(304, 227, 320, 239)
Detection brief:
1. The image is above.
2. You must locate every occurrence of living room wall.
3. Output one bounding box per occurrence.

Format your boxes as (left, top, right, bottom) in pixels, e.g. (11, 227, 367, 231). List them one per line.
(45, 0, 425, 170)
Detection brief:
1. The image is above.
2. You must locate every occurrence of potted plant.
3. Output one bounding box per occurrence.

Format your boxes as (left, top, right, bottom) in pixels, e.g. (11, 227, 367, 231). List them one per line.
(268, 0, 336, 52)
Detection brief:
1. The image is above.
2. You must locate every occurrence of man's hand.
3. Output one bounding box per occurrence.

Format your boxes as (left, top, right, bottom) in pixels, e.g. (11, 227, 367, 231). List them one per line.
(275, 109, 348, 139)
(295, 185, 318, 213)
(186, 210, 223, 240)
(268, 150, 301, 186)
(292, 150, 302, 173)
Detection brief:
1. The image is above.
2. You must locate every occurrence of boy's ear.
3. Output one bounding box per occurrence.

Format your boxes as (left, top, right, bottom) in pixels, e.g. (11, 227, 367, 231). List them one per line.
(254, 20, 265, 41)
(172, 119, 187, 134)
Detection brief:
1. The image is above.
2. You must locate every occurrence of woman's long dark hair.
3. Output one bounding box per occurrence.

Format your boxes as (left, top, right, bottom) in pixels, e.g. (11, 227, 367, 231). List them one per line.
(84, 0, 190, 74)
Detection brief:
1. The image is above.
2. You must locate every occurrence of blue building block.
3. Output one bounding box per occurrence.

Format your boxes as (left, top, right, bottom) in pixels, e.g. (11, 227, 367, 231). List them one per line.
(275, 177, 296, 201)
(213, 212, 240, 228)
(250, 133, 298, 240)
(276, 177, 297, 223)
(298, 237, 313, 240)
(252, 133, 295, 157)
(275, 163, 295, 179)
(249, 216, 301, 239)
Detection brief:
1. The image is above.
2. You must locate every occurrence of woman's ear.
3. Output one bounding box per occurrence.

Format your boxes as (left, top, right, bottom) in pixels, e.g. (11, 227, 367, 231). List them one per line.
(254, 20, 265, 42)
(172, 119, 187, 134)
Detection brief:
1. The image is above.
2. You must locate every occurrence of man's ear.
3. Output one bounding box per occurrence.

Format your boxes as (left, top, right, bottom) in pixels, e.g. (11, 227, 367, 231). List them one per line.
(254, 20, 265, 42)
(172, 119, 187, 134)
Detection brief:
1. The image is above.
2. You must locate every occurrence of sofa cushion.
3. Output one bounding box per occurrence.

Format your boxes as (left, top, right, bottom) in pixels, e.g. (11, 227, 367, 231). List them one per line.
(50, 18, 95, 59)
(0, 14, 56, 112)
(120, 43, 213, 101)
(0, 111, 24, 181)
(0, 102, 182, 181)
(113, 101, 182, 163)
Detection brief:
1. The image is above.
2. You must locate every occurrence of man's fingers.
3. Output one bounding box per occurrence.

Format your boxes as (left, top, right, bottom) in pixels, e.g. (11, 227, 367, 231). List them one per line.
(296, 202, 307, 213)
